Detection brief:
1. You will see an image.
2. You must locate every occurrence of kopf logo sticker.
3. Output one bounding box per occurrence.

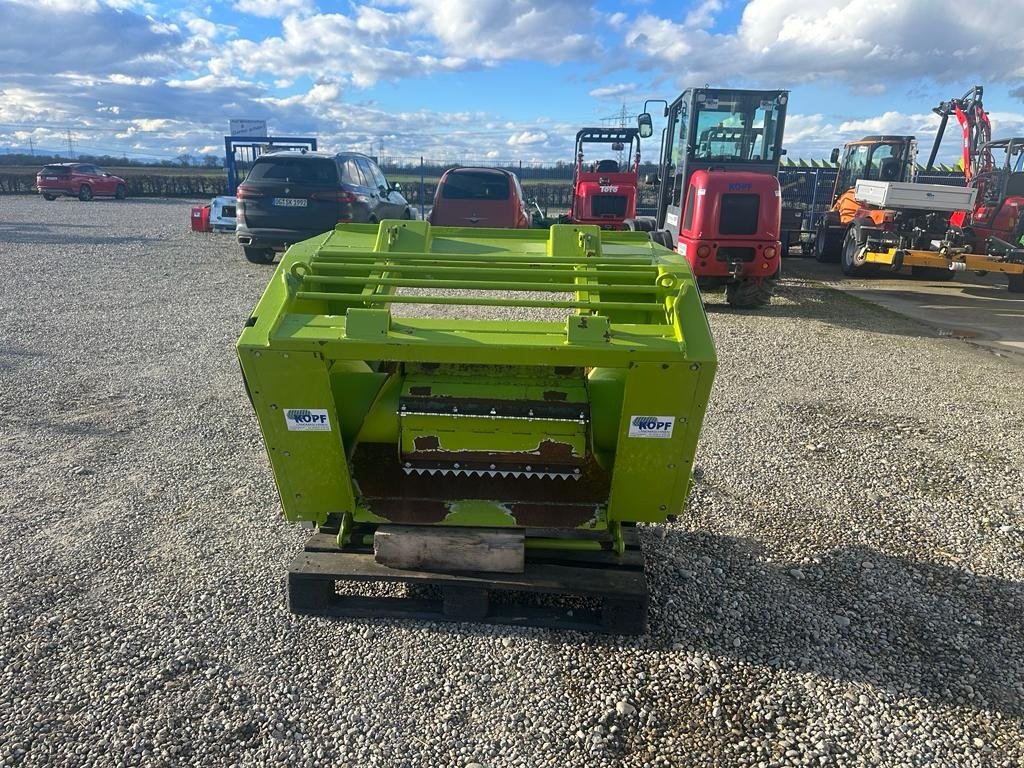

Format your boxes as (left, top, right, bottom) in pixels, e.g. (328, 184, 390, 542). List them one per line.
(628, 415, 675, 439)
(284, 408, 331, 432)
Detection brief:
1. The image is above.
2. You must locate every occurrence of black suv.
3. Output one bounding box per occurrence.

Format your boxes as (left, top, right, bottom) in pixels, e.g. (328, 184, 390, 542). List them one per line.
(235, 150, 411, 263)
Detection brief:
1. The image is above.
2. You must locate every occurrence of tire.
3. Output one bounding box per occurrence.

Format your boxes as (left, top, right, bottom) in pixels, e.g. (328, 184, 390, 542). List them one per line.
(624, 217, 655, 232)
(78, 185, 93, 202)
(403, 207, 413, 219)
(840, 224, 874, 276)
(42, 193, 57, 201)
(725, 271, 778, 308)
(647, 230, 674, 250)
(243, 246, 275, 265)
(1008, 274, 1024, 293)
(115, 184, 127, 200)
(815, 224, 843, 262)
(911, 266, 956, 282)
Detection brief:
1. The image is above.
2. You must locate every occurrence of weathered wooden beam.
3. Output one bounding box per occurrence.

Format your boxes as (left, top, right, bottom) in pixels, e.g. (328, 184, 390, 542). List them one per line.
(373, 525, 525, 573)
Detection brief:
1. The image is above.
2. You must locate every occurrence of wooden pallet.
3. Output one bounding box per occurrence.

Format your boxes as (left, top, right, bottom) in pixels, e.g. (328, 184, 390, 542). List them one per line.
(287, 526, 648, 634)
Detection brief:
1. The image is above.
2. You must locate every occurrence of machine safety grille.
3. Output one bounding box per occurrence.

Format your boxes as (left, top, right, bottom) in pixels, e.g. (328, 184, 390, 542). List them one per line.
(591, 195, 627, 217)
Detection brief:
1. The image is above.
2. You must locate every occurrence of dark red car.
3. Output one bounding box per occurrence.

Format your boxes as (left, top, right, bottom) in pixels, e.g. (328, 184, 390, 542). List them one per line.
(36, 163, 127, 201)
(428, 167, 532, 228)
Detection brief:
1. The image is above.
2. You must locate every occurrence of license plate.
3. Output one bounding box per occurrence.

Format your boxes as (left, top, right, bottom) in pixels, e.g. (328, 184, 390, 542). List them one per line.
(45, 176, 57, 180)
(273, 197, 307, 207)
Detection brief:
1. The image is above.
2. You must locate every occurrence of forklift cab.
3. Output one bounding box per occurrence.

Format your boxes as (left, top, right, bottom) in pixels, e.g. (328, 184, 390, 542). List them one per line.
(641, 88, 789, 239)
(970, 137, 1024, 230)
(830, 136, 918, 205)
(979, 138, 1024, 203)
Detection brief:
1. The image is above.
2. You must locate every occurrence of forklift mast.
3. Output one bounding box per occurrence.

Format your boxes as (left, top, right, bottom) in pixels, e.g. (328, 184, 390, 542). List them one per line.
(926, 85, 992, 191)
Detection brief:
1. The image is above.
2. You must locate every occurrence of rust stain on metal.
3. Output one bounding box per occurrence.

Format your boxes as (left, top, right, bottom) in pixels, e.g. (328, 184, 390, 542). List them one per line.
(366, 499, 449, 524)
(405, 438, 582, 465)
(413, 435, 442, 451)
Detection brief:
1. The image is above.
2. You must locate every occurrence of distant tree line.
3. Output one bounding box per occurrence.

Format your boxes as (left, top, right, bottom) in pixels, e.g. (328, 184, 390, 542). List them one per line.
(0, 152, 223, 168)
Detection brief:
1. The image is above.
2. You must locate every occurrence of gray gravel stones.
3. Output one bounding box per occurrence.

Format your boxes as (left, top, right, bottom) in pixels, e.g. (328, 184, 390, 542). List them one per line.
(1, 197, 1023, 767)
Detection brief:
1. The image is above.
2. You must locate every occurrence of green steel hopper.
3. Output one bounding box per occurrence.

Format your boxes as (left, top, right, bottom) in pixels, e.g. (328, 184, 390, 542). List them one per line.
(237, 221, 716, 554)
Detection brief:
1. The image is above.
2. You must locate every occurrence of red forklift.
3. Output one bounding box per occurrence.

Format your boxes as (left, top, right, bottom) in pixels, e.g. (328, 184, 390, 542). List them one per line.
(629, 87, 789, 308)
(925, 85, 1024, 291)
(568, 128, 641, 229)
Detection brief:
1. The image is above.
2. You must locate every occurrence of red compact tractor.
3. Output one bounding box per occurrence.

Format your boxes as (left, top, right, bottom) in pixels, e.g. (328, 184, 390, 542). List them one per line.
(568, 128, 641, 229)
(629, 88, 789, 308)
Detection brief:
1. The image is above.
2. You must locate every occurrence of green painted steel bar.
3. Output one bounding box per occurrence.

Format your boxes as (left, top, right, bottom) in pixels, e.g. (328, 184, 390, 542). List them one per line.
(306, 261, 657, 282)
(294, 290, 663, 313)
(523, 538, 604, 551)
(335, 510, 353, 548)
(300, 274, 669, 295)
(312, 250, 657, 266)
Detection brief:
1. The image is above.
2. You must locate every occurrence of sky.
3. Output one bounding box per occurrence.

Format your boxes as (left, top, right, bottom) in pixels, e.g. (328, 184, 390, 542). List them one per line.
(1, 0, 1024, 165)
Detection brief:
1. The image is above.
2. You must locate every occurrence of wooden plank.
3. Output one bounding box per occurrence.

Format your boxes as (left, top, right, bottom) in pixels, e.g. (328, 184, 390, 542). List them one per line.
(525, 547, 644, 570)
(289, 551, 646, 598)
(308, 526, 642, 555)
(288, 592, 615, 631)
(374, 525, 525, 573)
(288, 530, 649, 634)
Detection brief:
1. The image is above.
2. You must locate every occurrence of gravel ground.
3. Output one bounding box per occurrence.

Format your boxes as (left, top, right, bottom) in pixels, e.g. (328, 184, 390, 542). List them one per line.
(1, 196, 1022, 768)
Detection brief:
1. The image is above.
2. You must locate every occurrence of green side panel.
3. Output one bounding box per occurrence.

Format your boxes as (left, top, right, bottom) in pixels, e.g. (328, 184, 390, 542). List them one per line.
(239, 348, 356, 524)
(606, 360, 716, 523)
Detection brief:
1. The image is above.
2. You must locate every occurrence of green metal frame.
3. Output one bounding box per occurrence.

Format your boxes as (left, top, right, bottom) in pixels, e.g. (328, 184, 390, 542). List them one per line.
(238, 221, 716, 539)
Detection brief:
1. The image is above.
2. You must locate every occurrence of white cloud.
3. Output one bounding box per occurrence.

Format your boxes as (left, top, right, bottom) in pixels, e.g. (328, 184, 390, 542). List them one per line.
(184, 17, 218, 38)
(216, 11, 472, 87)
(589, 83, 636, 99)
(625, 0, 1024, 87)
(684, 0, 721, 29)
(625, 14, 692, 62)
(406, 0, 598, 63)
(837, 111, 935, 135)
(130, 118, 176, 131)
(0, 0, 182, 78)
(235, 0, 312, 19)
(507, 130, 548, 146)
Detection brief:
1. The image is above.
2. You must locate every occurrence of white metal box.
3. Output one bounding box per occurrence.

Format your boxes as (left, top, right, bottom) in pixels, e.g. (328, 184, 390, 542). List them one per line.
(853, 180, 977, 212)
(210, 196, 237, 232)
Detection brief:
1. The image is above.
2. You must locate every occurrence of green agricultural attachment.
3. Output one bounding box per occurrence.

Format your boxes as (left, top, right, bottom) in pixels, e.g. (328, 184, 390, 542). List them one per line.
(238, 221, 716, 553)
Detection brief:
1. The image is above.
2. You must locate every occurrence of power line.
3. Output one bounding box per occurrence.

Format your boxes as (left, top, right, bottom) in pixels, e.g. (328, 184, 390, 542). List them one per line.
(599, 103, 630, 128)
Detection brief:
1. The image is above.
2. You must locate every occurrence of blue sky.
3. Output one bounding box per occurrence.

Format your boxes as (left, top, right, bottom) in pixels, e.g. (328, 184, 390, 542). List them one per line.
(1, 0, 1023, 165)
